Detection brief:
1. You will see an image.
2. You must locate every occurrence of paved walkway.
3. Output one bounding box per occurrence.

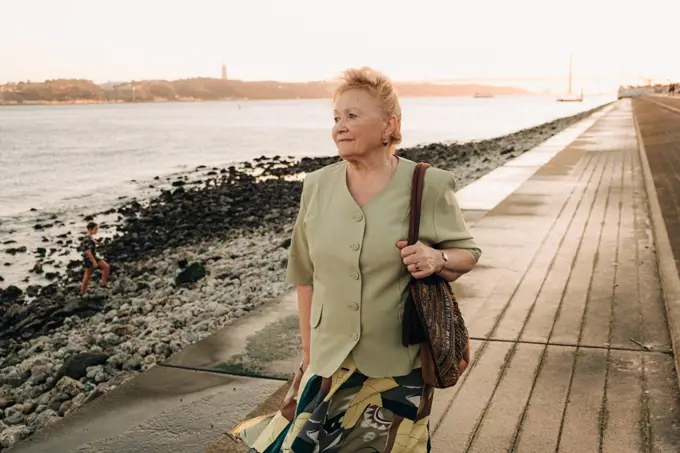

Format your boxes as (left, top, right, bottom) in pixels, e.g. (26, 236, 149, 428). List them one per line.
(427, 100, 680, 452)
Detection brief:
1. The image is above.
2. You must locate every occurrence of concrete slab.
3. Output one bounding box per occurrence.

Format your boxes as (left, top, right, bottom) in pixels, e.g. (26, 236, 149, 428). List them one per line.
(555, 347, 608, 452)
(455, 104, 613, 211)
(513, 345, 575, 452)
(11, 366, 283, 453)
(644, 353, 680, 451)
(164, 290, 300, 379)
(549, 149, 615, 346)
(428, 340, 483, 430)
(430, 341, 512, 453)
(602, 350, 645, 452)
(520, 155, 603, 344)
(466, 343, 543, 453)
(492, 152, 600, 342)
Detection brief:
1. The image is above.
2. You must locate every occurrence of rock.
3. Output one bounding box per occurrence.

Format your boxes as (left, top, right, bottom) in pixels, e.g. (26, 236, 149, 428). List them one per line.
(20, 400, 36, 415)
(58, 400, 72, 416)
(39, 283, 58, 297)
(84, 387, 105, 405)
(31, 263, 44, 274)
(0, 424, 32, 449)
(86, 365, 108, 383)
(0, 285, 22, 303)
(27, 362, 53, 386)
(119, 277, 138, 294)
(53, 376, 84, 398)
(4, 405, 25, 425)
(4, 246, 27, 255)
(0, 291, 109, 344)
(101, 332, 122, 346)
(0, 396, 16, 410)
(54, 353, 110, 381)
(48, 392, 70, 412)
(26, 284, 42, 297)
(33, 409, 60, 430)
(123, 355, 143, 371)
(175, 263, 206, 285)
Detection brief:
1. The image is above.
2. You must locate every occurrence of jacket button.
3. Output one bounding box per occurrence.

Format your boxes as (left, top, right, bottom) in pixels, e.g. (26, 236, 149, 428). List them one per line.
(354, 213, 363, 222)
(349, 303, 359, 311)
(351, 243, 360, 251)
(351, 332, 359, 341)
(350, 272, 359, 280)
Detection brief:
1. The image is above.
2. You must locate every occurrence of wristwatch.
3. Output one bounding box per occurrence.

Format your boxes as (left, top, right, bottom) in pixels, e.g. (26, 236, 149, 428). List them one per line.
(439, 251, 449, 272)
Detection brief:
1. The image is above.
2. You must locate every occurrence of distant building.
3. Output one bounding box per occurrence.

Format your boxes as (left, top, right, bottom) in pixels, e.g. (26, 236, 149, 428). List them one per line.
(221, 63, 228, 80)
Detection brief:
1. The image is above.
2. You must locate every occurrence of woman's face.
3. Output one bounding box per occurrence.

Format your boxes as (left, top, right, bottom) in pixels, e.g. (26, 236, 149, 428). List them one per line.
(332, 89, 389, 160)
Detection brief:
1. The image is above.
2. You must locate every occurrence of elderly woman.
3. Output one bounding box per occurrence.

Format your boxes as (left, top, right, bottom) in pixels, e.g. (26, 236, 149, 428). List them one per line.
(231, 67, 481, 452)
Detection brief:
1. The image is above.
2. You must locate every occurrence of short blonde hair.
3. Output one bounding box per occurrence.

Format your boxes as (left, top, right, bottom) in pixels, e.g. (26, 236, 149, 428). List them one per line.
(333, 67, 402, 147)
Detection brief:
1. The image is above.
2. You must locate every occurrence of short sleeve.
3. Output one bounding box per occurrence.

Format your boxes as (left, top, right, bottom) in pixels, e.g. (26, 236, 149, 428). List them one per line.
(433, 173, 482, 261)
(286, 181, 314, 285)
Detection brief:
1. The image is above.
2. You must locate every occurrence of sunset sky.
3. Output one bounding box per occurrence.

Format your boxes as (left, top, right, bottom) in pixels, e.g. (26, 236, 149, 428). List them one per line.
(1, 0, 678, 92)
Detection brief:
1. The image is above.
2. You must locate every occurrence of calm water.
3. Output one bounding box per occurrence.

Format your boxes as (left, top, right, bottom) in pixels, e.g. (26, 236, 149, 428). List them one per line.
(0, 94, 615, 219)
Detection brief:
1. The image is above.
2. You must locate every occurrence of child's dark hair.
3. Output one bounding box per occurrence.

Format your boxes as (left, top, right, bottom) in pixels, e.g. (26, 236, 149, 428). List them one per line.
(86, 222, 98, 231)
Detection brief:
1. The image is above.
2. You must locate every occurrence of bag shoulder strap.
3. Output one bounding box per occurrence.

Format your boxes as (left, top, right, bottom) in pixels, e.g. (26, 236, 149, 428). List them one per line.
(408, 162, 431, 245)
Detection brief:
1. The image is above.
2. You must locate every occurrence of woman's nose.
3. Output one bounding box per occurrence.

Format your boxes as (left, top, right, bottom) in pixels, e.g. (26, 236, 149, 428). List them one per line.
(334, 118, 348, 131)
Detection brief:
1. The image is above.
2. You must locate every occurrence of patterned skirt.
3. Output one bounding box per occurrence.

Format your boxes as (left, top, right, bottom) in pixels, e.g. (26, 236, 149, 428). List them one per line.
(229, 356, 433, 453)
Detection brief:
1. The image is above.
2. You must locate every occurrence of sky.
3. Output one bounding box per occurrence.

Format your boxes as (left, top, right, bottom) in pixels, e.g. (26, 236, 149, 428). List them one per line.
(1, 0, 679, 92)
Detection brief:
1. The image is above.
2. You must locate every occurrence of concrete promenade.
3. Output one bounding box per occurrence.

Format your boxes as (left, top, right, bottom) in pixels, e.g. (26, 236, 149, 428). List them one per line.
(425, 100, 680, 452)
(10, 99, 680, 452)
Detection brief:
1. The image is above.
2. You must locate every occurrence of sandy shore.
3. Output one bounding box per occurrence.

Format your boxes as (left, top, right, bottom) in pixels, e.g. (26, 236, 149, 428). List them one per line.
(0, 104, 609, 449)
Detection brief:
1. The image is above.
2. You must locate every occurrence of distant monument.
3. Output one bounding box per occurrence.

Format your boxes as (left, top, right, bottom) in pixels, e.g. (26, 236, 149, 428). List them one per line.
(221, 63, 228, 80)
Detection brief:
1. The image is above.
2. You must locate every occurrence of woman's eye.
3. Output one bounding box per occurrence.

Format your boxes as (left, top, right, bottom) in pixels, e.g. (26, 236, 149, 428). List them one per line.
(348, 113, 357, 119)
(333, 117, 340, 123)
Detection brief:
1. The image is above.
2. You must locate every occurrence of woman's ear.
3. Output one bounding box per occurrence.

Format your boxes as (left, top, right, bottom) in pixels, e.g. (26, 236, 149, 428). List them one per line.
(383, 115, 398, 141)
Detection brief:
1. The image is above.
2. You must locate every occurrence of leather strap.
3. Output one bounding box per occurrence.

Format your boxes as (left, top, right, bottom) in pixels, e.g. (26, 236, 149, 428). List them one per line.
(407, 162, 431, 245)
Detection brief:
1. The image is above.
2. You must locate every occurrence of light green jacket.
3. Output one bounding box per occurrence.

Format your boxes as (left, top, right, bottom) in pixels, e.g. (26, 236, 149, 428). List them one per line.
(286, 157, 481, 378)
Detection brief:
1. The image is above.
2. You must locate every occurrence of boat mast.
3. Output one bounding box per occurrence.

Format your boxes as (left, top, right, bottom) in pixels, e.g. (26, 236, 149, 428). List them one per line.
(568, 53, 573, 95)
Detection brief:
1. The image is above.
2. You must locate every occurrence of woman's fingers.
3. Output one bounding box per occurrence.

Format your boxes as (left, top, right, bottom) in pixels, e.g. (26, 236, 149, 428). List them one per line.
(410, 270, 430, 279)
(408, 263, 434, 278)
(403, 255, 421, 266)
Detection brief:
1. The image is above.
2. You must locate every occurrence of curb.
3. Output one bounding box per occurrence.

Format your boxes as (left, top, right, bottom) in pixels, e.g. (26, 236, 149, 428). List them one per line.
(632, 104, 680, 385)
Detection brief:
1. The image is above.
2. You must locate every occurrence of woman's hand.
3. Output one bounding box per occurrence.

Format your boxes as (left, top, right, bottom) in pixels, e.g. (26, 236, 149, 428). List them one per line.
(396, 241, 445, 279)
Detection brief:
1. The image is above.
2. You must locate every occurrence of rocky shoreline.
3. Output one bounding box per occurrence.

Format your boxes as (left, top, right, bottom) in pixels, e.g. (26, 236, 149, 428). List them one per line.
(0, 105, 608, 449)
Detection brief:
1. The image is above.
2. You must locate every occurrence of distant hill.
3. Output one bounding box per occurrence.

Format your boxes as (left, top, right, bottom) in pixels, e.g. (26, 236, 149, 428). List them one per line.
(0, 77, 528, 104)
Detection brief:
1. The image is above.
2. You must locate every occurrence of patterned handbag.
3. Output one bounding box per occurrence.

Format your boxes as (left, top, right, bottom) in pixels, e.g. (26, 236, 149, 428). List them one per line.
(401, 162, 471, 389)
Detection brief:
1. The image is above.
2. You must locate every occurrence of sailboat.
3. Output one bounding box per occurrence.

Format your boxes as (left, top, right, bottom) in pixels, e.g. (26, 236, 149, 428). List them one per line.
(557, 53, 583, 102)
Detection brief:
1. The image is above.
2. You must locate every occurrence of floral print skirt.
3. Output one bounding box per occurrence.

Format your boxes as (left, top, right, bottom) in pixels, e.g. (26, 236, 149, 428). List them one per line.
(229, 356, 433, 453)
